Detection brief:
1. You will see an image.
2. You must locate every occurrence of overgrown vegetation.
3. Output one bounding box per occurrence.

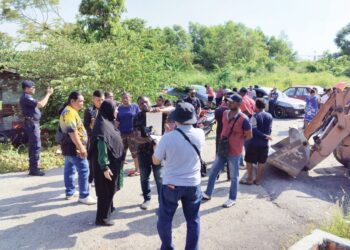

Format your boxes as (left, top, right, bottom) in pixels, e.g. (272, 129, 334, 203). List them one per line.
(0, 144, 63, 174)
(321, 210, 350, 239)
(0, 0, 350, 164)
(1, 1, 349, 124)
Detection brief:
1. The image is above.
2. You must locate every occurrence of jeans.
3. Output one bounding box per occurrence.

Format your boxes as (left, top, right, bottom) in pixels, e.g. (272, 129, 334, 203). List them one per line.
(24, 121, 41, 172)
(239, 155, 244, 165)
(64, 156, 90, 199)
(205, 155, 240, 200)
(138, 152, 162, 202)
(157, 185, 201, 250)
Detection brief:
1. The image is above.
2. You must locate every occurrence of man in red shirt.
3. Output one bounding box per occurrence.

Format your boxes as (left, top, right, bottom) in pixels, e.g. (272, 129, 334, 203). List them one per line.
(239, 87, 255, 118)
(238, 87, 256, 167)
(202, 94, 252, 208)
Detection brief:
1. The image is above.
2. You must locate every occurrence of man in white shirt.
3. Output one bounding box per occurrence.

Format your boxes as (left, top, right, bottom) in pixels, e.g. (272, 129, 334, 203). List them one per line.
(320, 88, 332, 105)
(153, 101, 205, 250)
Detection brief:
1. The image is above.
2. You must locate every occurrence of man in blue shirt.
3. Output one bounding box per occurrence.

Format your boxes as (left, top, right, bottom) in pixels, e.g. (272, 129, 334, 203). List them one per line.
(242, 98, 273, 185)
(19, 80, 54, 176)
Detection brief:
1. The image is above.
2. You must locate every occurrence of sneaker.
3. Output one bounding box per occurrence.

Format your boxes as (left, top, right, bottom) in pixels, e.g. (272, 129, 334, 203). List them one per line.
(222, 199, 236, 208)
(78, 196, 97, 205)
(28, 169, 45, 176)
(202, 192, 211, 201)
(65, 192, 79, 200)
(140, 200, 151, 210)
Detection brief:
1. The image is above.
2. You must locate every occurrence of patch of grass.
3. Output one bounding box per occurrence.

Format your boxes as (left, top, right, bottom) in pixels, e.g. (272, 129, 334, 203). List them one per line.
(321, 210, 350, 239)
(241, 70, 350, 90)
(174, 68, 350, 91)
(0, 144, 63, 174)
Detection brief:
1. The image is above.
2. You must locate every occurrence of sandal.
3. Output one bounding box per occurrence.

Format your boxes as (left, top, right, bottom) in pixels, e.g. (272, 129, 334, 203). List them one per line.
(239, 179, 253, 185)
(134, 171, 140, 176)
(254, 180, 261, 186)
(128, 170, 135, 177)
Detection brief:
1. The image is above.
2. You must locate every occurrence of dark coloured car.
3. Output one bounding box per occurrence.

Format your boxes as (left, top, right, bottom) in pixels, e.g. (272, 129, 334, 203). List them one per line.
(260, 87, 306, 118)
(283, 86, 324, 101)
(166, 85, 215, 108)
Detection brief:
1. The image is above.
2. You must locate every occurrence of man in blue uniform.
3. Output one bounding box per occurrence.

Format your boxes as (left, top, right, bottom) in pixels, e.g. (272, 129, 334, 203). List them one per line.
(20, 80, 54, 176)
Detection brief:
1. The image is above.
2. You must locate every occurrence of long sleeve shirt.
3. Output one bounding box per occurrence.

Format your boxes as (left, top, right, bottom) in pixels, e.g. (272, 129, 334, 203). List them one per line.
(97, 139, 109, 171)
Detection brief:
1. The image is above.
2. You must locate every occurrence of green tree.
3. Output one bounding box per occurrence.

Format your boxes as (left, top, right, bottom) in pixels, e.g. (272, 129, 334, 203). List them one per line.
(335, 23, 350, 55)
(189, 21, 270, 71)
(267, 35, 295, 63)
(0, 32, 13, 49)
(163, 25, 192, 52)
(0, 0, 64, 40)
(77, 0, 125, 41)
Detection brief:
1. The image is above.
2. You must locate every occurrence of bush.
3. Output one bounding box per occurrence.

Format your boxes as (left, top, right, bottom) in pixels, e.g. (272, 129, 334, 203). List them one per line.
(0, 144, 63, 174)
(1, 36, 189, 123)
(321, 210, 350, 239)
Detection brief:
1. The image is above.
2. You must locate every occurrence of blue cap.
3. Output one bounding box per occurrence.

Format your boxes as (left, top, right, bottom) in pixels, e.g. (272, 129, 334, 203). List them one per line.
(170, 101, 197, 125)
(21, 80, 35, 89)
(226, 93, 242, 104)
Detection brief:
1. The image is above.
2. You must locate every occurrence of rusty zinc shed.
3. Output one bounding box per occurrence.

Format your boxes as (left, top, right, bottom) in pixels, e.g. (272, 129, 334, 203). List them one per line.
(0, 68, 24, 134)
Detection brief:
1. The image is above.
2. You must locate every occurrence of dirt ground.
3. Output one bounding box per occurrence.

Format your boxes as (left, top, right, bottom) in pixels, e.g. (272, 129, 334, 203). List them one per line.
(0, 118, 349, 250)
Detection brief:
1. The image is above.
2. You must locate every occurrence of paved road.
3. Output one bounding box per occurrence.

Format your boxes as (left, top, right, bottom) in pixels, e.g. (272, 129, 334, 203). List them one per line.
(0, 118, 349, 250)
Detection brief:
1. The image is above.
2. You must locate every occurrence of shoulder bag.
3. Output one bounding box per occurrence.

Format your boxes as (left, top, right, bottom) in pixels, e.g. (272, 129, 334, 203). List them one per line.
(176, 128, 207, 177)
(217, 113, 241, 157)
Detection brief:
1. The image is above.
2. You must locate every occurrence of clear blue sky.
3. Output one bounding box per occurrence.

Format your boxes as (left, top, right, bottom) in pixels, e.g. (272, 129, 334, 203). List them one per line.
(1, 0, 350, 58)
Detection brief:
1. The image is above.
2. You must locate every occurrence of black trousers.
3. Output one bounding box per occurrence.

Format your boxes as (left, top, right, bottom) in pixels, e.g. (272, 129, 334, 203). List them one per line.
(94, 159, 121, 223)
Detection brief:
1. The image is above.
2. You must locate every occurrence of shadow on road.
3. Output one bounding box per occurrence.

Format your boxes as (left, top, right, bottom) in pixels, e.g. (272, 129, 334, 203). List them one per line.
(253, 164, 350, 206)
(0, 211, 95, 249)
(0, 188, 79, 217)
(103, 202, 224, 241)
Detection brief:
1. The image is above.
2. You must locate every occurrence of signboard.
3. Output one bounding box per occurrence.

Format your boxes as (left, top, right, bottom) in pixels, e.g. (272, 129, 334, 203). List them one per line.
(146, 112, 163, 136)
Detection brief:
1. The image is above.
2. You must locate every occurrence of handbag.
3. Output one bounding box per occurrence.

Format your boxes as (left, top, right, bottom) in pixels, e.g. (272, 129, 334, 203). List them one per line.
(217, 113, 241, 157)
(176, 128, 207, 177)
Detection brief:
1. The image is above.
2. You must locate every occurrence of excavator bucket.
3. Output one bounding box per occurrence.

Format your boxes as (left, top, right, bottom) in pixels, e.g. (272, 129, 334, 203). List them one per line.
(267, 127, 310, 177)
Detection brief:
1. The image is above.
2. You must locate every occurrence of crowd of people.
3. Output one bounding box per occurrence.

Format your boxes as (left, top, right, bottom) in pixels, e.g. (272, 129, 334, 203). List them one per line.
(20, 80, 277, 250)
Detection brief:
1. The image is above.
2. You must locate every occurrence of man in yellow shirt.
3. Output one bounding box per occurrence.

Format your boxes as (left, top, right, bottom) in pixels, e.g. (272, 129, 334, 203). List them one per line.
(59, 91, 96, 205)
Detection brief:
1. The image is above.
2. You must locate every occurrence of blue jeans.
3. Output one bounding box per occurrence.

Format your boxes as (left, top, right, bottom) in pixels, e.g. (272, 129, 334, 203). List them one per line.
(157, 185, 201, 250)
(138, 152, 162, 202)
(205, 155, 240, 200)
(64, 156, 90, 199)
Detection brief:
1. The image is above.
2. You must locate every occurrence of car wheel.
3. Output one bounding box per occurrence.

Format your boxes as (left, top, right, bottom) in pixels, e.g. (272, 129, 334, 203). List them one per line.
(273, 106, 285, 119)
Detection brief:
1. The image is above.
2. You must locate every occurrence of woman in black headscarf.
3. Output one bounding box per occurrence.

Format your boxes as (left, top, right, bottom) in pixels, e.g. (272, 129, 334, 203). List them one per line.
(89, 100, 124, 226)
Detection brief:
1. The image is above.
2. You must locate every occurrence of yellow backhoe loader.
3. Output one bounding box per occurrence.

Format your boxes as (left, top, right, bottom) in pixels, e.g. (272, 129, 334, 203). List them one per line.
(267, 87, 350, 177)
